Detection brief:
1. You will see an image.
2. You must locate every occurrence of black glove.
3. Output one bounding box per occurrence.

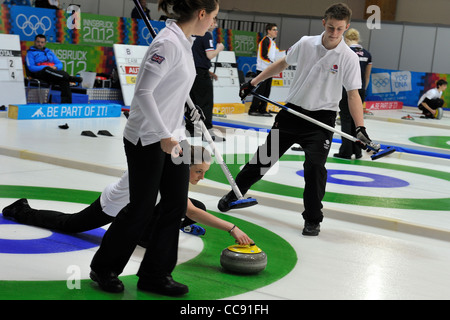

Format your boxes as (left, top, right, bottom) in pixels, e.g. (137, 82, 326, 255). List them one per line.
(356, 126, 379, 152)
(184, 103, 205, 124)
(239, 80, 255, 100)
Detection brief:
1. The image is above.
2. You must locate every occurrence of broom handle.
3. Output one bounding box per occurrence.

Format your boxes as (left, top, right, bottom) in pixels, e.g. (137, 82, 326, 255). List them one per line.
(251, 91, 380, 152)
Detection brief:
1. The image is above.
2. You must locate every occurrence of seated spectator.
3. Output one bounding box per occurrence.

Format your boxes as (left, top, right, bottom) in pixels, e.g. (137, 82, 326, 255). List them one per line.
(131, 0, 151, 20)
(26, 34, 82, 103)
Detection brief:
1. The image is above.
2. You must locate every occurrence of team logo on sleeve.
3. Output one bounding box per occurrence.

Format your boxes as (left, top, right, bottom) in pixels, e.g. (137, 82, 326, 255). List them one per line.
(151, 53, 165, 64)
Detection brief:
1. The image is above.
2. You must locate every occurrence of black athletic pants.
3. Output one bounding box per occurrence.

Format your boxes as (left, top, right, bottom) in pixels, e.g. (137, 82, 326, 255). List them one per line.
(337, 88, 365, 157)
(186, 67, 214, 133)
(32, 67, 73, 103)
(419, 98, 444, 117)
(91, 138, 190, 279)
(8, 196, 203, 240)
(249, 70, 272, 113)
(234, 104, 336, 224)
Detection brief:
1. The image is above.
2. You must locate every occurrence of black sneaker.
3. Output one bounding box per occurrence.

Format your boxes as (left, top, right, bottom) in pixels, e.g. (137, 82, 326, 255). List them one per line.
(258, 110, 273, 117)
(217, 191, 237, 212)
(137, 275, 188, 296)
(333, 153, 352, 160)
(90, 270, 124, 293)
(248, 110, 264, 116)
(302, 222, 320, 236)
(2, 198, 30, 219)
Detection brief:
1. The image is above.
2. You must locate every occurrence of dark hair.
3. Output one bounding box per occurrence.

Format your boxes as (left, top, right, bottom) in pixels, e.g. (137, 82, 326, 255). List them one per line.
(323, 2, 352, 23)
(265, 23, 277, 33)
(34, 34, 46, 41)
(190, 145, 212, 165)
(158, 0, 219, 23)
(437, 79, 448, 88)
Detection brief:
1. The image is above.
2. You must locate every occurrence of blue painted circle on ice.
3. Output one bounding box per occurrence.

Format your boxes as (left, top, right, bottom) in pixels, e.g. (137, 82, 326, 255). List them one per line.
(0, 216, 105, 254)
(296, 169, 410, 188)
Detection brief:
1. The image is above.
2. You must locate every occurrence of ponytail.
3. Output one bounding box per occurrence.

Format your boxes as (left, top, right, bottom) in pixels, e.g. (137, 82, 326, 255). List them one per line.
(158, 0, 219, 23)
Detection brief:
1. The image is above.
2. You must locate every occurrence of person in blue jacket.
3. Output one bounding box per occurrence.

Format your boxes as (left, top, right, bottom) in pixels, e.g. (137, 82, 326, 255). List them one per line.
(26, 34, 82, 103)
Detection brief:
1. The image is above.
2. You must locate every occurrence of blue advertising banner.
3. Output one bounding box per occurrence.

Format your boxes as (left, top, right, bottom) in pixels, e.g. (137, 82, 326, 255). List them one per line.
(137, 19, 165, 46)
(366, 68, 426, 107)
(9, 103, 122, 120)
(236, 56, 257, 76)
(9, 6, 57, 42)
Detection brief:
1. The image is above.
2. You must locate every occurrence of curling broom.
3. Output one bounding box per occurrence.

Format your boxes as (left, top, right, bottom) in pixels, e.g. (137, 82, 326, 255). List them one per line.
(251, 90, 396, 160)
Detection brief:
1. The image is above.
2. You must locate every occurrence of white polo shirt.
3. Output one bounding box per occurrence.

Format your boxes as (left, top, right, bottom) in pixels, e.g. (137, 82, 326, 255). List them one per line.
(100, 171, 130, 217)
(285, 32, 361, 111)
(417, 88, 442, 106)
(124, 19, 196, 146)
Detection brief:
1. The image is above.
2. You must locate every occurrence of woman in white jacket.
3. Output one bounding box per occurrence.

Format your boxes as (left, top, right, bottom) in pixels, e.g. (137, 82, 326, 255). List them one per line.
(90, 0, 220, 295)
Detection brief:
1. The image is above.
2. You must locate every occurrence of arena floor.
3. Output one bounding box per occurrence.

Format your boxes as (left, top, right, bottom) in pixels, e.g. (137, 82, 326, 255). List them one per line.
(0, 105, 449, 302)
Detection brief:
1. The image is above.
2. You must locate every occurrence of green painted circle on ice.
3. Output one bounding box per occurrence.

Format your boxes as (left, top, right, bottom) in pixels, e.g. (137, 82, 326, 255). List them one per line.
(205, 154, 450, 211)
(409, 136, 450, 150)
(0, 185, 297, 300)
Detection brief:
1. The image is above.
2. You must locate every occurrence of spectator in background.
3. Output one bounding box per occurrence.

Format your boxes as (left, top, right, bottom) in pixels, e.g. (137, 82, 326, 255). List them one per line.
(26, 34, 82, 103)
(417, 79, 447, 118)
(132, 0, 151, 20)
(334, 28, 372, 160)
(34, 0, 59, 9)
(186, 18, 225, 142)
(248, 23, 284, 117)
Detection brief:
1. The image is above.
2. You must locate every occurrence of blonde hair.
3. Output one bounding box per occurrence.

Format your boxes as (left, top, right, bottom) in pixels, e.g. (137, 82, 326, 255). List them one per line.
(345, 28, 360, 43)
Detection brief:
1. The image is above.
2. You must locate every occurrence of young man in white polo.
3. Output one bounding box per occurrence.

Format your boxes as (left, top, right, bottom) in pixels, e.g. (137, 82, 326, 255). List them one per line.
(218, 2, 375, 236)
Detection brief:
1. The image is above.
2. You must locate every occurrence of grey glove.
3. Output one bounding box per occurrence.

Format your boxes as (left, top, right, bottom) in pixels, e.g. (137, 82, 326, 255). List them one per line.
(185, 104, 205, 124)
(356, 126, 371, 145)
(356, 126, 380, 152)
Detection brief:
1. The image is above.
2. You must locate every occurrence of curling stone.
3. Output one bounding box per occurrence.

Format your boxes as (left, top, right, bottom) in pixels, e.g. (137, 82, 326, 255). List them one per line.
(435, 107, 443, 120)
(220, 244, 267, 274)
(401, 114, 415, 120)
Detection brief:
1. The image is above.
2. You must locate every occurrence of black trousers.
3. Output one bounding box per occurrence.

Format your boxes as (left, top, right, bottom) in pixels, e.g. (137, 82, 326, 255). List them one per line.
(419, 98, 444, 117)
(337, 88, 365, 157)
(32, 67, 73, 103)
(249, 70, 272, 113)
(186, 68, 214, 133)
(91, 138, 190, 279)
(235, 104, 336, 224)
(8, 196, 203, 239)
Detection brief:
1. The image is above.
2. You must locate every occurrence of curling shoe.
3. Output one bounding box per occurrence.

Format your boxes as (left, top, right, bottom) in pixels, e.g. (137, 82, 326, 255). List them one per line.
(181, 224, 206, 236)
(217, 191, 237, 212)
(302, 222, 320, 236)
(137, 275, 188, 296)
(90, 270, 124, 293)
(2, 198, 31, 219)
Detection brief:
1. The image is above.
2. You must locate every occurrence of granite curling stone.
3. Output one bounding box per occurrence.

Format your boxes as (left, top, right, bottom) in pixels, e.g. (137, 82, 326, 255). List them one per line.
(220, 244, 267, 274)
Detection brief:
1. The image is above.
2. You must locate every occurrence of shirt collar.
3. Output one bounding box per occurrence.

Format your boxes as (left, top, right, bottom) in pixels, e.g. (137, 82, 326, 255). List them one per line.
(165, 19, 195, 48)
(316, 32, 346, 53)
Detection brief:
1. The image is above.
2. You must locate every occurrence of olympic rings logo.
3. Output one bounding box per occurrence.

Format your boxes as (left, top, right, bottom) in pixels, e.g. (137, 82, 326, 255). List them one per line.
(15, 14, 52, 36)
(373, 77, 390, 87)
(141, 26, 161, 45)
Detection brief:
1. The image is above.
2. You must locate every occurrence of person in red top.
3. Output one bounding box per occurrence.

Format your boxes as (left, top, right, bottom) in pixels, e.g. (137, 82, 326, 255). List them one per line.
(248, 23, 284, 117)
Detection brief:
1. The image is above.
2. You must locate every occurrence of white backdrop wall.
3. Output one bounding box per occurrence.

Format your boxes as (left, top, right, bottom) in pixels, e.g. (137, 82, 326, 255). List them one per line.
(4, 0, 450, 73)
